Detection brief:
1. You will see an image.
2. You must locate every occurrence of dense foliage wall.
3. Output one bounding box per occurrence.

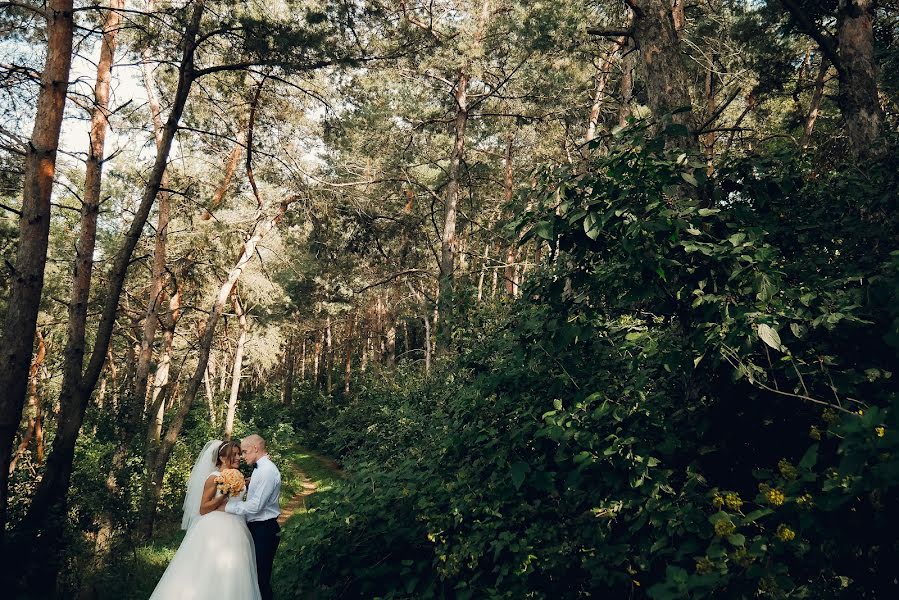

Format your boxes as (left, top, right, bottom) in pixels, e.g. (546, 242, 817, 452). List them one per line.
(277, 125, 899, 599)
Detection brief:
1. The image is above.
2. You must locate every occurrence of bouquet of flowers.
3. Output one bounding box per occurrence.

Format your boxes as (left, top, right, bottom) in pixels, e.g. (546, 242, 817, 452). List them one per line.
(215, 468, 246, 497)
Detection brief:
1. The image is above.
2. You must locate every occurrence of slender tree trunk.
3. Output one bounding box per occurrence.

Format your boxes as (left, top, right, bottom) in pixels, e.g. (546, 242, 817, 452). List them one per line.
(218, 347, 230, 393)
(204, 362, 216, 420)
(619, 40, 636, 127)
(386, 319, 396, 368)
(802, 56, 830, 147)
(437, 72, 469, 347)
(586, 27, 630, 142)
(300, 338, 307, 381)
(283, 336, 295, 404)
(477, 243, 491, 302)
(19, 2, 205, 553)
(423, 315, 431, 375)
(148, 280, 182, 441)
(224, 294, 247, 440)
(343, 314, 355, 395)
(502, 130, 517, 296)
(436, 1, 491, 349)
(313, 334, 322, 387)
(0, 0, 74, 535)
(134, 17, 172, 413)
(836, 0, 883, 155)
(325, 317, 334, 392)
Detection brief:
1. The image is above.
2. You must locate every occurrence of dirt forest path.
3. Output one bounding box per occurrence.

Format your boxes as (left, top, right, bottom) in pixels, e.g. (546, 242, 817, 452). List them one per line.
(278, 449, 342, 526)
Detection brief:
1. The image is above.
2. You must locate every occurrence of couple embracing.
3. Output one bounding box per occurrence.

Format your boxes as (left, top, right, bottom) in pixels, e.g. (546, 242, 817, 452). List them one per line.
(150, 434, 281, 600)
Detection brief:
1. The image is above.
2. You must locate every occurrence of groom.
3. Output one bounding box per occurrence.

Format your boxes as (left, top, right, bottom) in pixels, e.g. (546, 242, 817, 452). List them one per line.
(223, 434, 282, 600)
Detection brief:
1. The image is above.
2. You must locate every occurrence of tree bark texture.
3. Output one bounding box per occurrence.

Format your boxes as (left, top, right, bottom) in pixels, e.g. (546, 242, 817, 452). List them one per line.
(627, 0, 696, 136)
(836, 0, 883, 154)
(0, 0, 75, 537)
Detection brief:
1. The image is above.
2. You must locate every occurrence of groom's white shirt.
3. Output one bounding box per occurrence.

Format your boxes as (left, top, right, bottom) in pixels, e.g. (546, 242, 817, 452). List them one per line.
(226, 454, 281, 522)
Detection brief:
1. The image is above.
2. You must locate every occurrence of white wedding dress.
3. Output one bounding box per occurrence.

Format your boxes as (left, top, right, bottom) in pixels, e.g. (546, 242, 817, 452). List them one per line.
(150, 442, 262, 600)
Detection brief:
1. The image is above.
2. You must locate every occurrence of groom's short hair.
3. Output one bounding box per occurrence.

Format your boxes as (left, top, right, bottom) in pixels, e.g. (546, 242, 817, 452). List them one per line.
(243, 433, 266, 450)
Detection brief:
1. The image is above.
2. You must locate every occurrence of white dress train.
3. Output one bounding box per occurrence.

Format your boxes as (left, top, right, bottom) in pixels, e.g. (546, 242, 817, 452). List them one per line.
(149, 473, 261, 600)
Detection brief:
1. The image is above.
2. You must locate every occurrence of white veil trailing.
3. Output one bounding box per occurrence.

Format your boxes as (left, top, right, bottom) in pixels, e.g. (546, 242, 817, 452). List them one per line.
(181, 439, 222, 530)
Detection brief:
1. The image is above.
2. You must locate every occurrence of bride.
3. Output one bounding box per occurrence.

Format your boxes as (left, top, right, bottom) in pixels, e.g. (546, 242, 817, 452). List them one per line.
(149, 440, 262, 600)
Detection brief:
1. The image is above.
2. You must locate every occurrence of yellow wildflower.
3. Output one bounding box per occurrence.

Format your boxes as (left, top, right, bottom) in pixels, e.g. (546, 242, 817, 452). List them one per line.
(796, 494, 813, 509)
(758, 483, 771, 495)
(714, 519, 736, 537)
(778, 459, 798, 480)
(724, 492, 743, 511)
(809, 425, 822, 440)
(875, 426, 885, 438)
(695, 557, 714, 574)
(822, 409, 839, 424)
(712, 494, 724, 509)
(765, 488, 785, 506)
(776, 524, 796, 542)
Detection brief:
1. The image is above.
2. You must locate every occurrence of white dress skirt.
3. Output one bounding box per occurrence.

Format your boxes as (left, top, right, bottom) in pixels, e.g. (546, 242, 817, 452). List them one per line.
(149, 476, 261, 600)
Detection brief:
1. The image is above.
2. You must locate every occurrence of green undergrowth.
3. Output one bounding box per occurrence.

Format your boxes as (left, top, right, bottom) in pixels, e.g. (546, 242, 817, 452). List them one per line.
(274, 123, 899, 599)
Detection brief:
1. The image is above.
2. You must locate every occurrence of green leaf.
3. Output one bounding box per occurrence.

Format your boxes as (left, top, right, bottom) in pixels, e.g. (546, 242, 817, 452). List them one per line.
(681, 172, 699, 187)
(757, 324, 782, 351)
(727, 533, 746, 547)
(698, 208, 720, 217)
(553, 399, 563, 410)
(799, 444, 819, 470)
(510, 462, 529, 490)
(741, 508, 773, 525)
(534, 221, 554, 240)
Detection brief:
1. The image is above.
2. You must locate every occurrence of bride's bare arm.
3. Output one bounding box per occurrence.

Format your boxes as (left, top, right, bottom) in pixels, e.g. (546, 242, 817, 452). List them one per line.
(199, 475, 228, 515)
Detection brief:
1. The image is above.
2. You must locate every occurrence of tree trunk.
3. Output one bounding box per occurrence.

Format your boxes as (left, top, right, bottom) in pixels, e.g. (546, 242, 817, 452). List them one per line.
(9, 332, 47, 475)
(0, 0, 74, 536)
(343, 314, 355, 395)
(423, 315, 431, 375)
(283, 336, 295, 404)
(802, 56, 830, 147)
(134, 16, 172, 414)
(19, 1, 205, 555)
(437, 71, 469, 347)
(325, 317, 334, 392)
(619, 36, 636, 127)
(148, 280, 182, 442)
(627, 0, 695, 138)
(836, 0, 883, 155)
(586, 27, 630, 142)
(224, 294, 247, 440)
(502, 130, 517, 296)
(300, 338, 307, 381)
(314, 333, 322, 388)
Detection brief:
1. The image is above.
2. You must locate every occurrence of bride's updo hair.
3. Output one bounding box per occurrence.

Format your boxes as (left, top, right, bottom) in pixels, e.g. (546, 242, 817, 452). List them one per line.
(216, 440, 240, 467)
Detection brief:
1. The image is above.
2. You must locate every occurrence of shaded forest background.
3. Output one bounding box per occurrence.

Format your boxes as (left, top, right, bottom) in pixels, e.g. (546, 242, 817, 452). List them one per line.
(1, 0, 898, 598)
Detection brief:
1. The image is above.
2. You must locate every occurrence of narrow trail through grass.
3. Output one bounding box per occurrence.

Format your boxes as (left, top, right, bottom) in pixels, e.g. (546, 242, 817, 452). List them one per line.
(277, 448, 342, 526)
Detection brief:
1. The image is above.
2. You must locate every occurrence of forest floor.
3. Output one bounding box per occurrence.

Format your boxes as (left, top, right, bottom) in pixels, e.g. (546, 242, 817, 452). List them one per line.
(87, 446, 341, 599)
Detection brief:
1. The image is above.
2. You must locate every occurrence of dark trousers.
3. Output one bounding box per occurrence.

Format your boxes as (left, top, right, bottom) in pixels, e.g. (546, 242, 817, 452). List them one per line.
(248, 518, 281, 600)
